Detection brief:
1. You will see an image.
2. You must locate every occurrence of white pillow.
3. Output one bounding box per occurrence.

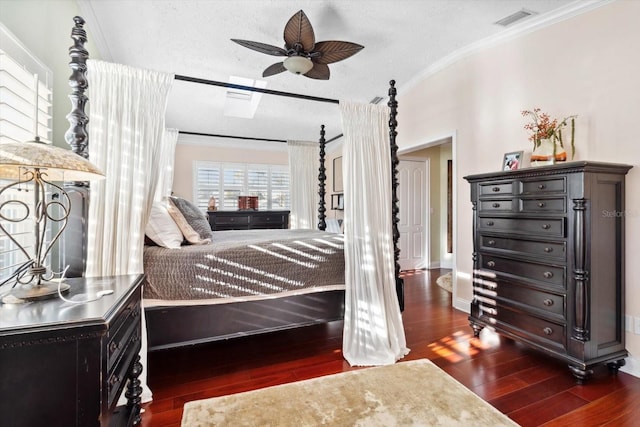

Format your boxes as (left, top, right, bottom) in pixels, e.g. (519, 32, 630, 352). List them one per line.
(145, 202, 184, 248)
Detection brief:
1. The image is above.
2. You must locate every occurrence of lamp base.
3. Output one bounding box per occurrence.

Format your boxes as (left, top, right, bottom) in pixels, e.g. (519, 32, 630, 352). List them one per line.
(11, 281, 71, 301)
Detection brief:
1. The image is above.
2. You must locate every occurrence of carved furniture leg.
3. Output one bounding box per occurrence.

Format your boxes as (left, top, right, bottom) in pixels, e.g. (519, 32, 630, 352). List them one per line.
(126, 355, 143, 425)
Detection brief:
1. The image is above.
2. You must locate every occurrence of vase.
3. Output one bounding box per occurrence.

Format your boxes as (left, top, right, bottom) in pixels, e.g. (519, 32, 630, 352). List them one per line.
(530, 138, 567, 166)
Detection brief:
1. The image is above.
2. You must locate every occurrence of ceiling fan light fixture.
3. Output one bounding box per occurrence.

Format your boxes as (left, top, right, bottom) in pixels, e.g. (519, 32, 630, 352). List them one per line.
(283, 56, 313, 75)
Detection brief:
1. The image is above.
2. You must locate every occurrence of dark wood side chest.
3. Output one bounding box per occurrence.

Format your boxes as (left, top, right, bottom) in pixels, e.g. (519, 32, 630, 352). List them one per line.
(207, 210, 290, 230)
(464, 161, 632, 383)
(0, 274, 144, 426)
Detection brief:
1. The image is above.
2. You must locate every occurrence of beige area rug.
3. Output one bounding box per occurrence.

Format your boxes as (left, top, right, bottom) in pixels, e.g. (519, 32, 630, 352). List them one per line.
(181, 359, 517, 426)
(436, 272, 453, 293)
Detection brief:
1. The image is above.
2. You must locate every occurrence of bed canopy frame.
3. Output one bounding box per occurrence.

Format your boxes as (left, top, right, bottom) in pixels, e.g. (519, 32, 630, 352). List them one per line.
(64, 16, 404, 347)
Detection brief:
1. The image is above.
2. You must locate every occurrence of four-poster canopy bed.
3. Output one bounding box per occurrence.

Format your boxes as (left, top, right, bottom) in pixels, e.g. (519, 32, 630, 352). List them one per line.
(64, 16, 404, 352)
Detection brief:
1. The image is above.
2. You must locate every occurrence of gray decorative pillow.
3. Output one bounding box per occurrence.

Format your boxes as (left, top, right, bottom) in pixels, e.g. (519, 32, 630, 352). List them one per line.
(168, 196, 212, 243)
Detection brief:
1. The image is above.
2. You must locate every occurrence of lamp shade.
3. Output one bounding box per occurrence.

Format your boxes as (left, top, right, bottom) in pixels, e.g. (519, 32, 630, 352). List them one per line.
(0, 140, 104, 181)
(283, 56, 314, 75)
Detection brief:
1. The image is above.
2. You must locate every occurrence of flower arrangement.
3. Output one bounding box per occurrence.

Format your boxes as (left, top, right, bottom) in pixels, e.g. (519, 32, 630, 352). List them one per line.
(521, 108, 577, 160)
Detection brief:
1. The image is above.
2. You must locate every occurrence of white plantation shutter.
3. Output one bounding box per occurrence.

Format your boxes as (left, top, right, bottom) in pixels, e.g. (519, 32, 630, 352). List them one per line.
(0, 24, 53, 283)
(194, 161, 290, 211)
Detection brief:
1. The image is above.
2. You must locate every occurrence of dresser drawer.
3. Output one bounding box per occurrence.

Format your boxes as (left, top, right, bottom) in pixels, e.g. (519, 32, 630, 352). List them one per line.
(480, 254, 566, 287)
(494, 305, 566, 349)
(108, 299, 140, 372)
(479, 199, 514, 213)
(251, 213, 285, 227)
(479, 181, 513, 196)
(107, 325, 141, 409)
(495, 281, 565, 318)
(480, 236, 566, 261)
(522, 178, 565, 194)
(478, 217, 565, 238)
(213, 214, 250, 226)
(519, 197, 566, 213)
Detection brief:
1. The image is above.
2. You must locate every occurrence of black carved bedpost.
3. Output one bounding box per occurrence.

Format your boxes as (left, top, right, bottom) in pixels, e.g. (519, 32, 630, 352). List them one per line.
(318, 125, 327, 231)
(61, 16, 90, 278)
(65, 16, 89, 160)
(388, 80, 404, 312)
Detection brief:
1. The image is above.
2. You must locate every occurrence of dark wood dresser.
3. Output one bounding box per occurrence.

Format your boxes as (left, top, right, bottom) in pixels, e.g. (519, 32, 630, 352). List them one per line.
(464, 161, 632, 383)
(207, 210, 290, 230)
(0, 274, 144, 426)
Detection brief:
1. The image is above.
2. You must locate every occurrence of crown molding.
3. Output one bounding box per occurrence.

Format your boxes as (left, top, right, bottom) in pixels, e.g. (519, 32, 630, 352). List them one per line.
(397, 0, 612, 97)
(76, 0, 114, 62)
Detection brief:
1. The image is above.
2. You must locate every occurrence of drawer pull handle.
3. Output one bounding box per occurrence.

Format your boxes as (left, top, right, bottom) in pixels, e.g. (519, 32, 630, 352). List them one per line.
(544, 247, 553, 253)
(492, 187, 500, 192)
(543, 299, 554, 306)
(109, 375, 120, 387)
(543, 271, 554, 279)
(538, 202, 545, 208)
(543, 327, 553, 335)
(486, 221, 494, 226)
(492, 202, 500, 208)
(541, 224, 551, 230)
(109, 342, 120, 353)
(538, 184, 546, 190)
(488, 240, 496, 246)
(487, 261, 496, 268)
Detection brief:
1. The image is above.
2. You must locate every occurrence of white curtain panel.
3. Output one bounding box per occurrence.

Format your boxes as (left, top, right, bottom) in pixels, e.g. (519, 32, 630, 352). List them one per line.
(85, 59, 173, 276)
(339, 100, 409, 366)
(85, 60, 173, 405)
(154, 128, 179, 201)
(287, 140, 319, 229)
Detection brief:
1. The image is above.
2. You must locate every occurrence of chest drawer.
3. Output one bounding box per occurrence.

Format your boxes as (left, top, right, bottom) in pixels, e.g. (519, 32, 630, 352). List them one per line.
(107, 298, 140, 373)
(522, 178, 565, 194)
(479, 199, 514, 213)
(480, 236, 566, 261)
(478, 217, 565, 238)
(493, 305, 566, 349)
(479, 181, 513, 196)
(213, 215, 250, 226)
(480, 254, 566, 287)
(520, 197, 566, 213)
(495, 281, 565, 318)
(252, 214, 285, 227)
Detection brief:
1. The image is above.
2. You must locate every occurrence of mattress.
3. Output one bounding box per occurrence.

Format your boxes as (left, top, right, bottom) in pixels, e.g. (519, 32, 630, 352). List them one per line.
(143, 229, 345, 307)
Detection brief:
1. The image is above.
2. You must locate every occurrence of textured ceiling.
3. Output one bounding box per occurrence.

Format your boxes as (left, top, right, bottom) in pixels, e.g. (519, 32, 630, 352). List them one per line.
(78, 0, 579, 145)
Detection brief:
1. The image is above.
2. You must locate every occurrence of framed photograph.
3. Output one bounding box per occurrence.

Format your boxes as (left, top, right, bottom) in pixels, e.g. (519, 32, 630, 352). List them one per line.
(502, 151, 523, 171)
(331, 193, 344, 210)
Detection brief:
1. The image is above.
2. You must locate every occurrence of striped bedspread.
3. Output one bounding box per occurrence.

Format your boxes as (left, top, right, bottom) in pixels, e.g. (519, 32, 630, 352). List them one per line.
(143, 229, 345, 305)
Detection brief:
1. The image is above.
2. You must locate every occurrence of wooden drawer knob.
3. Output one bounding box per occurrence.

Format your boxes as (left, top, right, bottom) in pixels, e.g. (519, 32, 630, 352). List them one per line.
(538, 184, 546, 190)
(488, 240, 496, 246)
(492, 202, 500, 208)
(487, 261, 496, 268)
(544, 247, 553, 253)
(543, 271, 554, 279)
(543, 327, 553, 335)
(109, 341, 120, 353)
(541, 224, 551, 230)
(543, 299, 554, 306)
(492, 187, 500, 192)
(486, 221, 494, 226)
(538, 202, 545, 208)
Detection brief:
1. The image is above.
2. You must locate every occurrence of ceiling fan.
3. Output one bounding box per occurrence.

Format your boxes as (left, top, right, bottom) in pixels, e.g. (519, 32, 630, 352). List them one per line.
(231, 10, 364, 80)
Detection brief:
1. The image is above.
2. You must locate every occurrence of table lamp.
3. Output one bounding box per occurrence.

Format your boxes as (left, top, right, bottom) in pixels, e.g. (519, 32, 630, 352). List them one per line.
(0, 138, 104, 300)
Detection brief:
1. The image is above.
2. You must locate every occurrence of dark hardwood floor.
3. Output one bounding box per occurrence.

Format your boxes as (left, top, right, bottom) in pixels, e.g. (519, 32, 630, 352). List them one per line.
(141, 268, 640, 426)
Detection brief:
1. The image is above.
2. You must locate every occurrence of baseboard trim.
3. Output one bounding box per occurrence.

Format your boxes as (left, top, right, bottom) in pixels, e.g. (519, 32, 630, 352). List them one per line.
(620, 355, 640, 379)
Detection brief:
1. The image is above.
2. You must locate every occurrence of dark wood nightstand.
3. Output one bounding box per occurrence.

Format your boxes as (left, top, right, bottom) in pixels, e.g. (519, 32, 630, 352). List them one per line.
(0, 274, 144, 426)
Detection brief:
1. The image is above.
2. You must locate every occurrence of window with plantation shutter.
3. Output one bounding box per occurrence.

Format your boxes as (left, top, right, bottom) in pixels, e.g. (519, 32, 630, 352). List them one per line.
(194, 161, 290, 212)
(0, 23, 53, 284)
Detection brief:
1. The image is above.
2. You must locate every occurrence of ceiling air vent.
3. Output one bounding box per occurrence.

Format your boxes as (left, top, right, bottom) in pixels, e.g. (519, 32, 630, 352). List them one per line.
(494, 9, 537, 27)
(369, 96, 384, 105)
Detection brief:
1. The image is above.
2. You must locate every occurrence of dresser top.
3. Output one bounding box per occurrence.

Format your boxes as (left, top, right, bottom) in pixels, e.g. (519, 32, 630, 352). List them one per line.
(464, 161, 633, 182)
(0, 274, 143, 334)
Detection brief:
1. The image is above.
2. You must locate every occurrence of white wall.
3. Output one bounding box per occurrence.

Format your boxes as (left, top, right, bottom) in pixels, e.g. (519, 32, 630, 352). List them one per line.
(397, 0, 640, 369)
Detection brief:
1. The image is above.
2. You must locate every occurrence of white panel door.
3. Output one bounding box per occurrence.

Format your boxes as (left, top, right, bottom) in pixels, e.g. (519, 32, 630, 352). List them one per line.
(397, 160, 427, 270)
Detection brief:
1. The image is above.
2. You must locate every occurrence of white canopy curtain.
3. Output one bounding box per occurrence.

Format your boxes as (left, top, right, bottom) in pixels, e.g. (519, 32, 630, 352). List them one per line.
(287, 140, 319, 229)
(85, 59, 174, 404)
(339, 100, 409, 366)
(154, 128, 179, 201)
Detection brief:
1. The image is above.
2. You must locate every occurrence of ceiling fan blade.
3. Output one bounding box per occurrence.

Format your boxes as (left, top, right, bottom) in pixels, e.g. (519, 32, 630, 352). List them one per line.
(231, 39, 287, 56)
(313, 41, 364, 64)
(263, 62, 287, 77)
(304, 63, 330, 80)
(283, 10, 315, 52)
